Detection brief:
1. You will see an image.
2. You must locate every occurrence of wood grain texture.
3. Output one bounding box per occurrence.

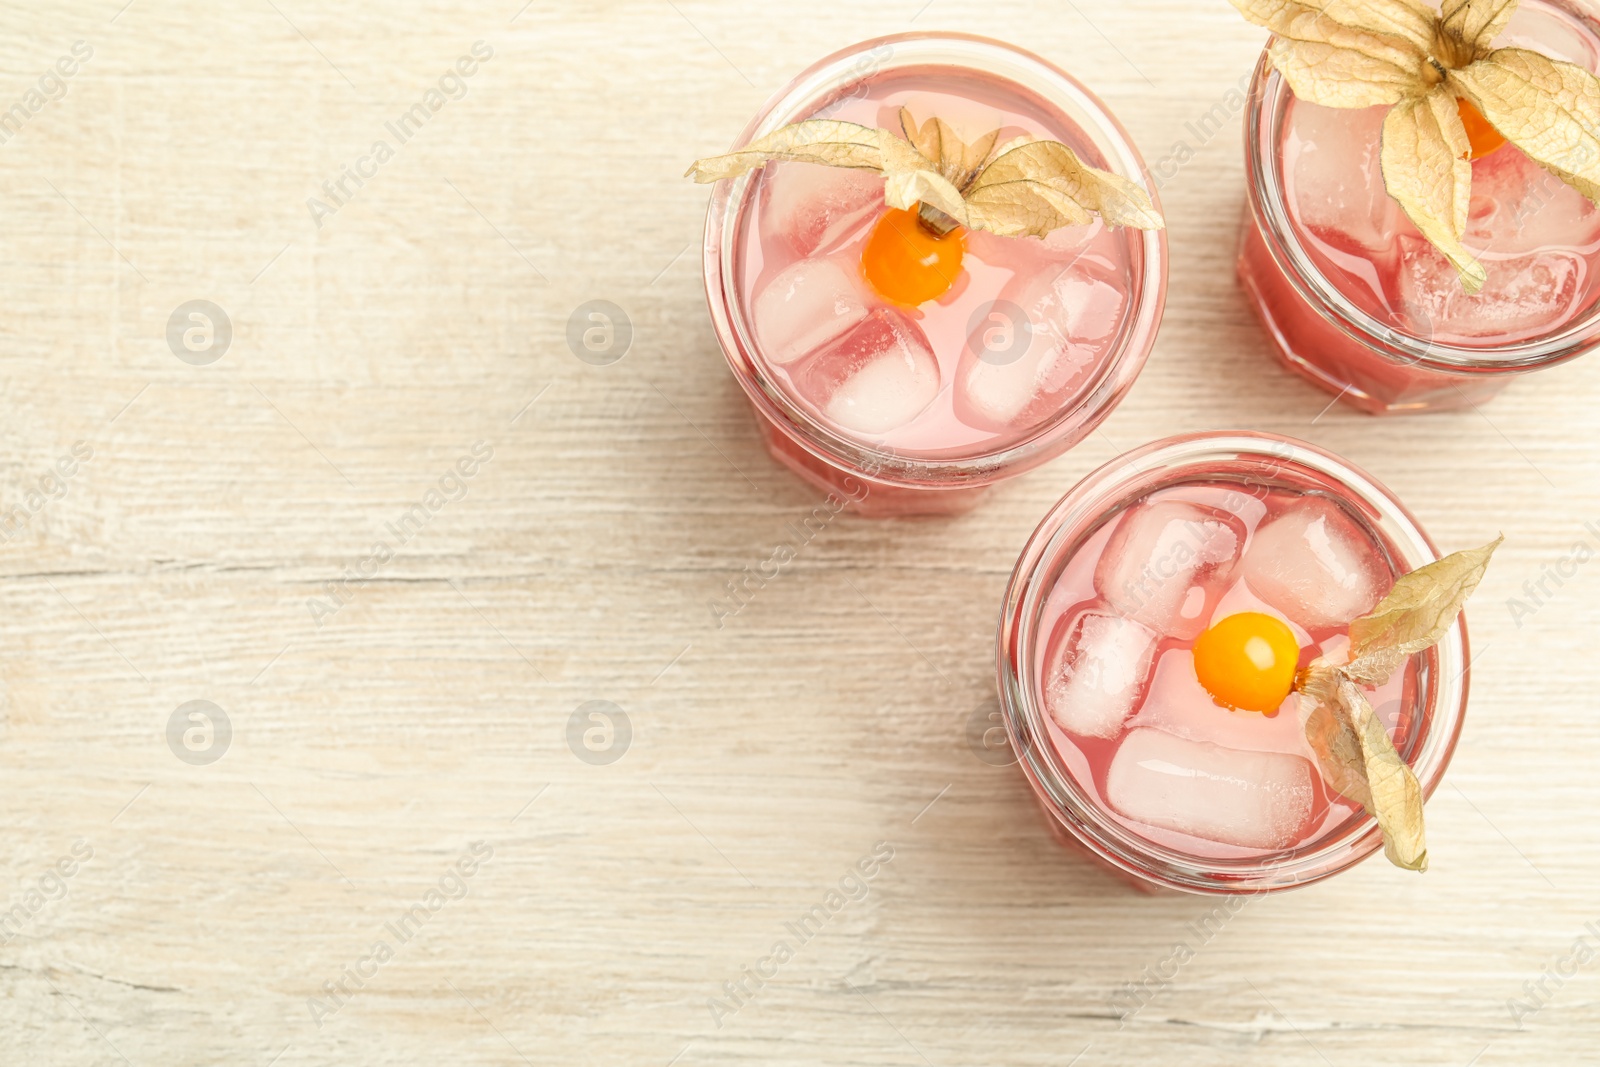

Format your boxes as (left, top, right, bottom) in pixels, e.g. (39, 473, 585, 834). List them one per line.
(0, 0, 1595, 1063)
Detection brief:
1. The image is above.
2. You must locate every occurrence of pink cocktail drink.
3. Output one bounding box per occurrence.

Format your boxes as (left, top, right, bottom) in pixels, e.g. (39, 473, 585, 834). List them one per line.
(998, 434, 1469, 893)
(1041, 485, 1409, 859)
(1238, 0, 1600, 413)
(700, 34, 1166, 516)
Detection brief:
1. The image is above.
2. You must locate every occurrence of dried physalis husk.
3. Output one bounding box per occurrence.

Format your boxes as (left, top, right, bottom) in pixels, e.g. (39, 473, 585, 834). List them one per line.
(1231, 0, 1600, 293)
(966, 136, 1165, 235)
(1294, 536, 1502, 871)
(898, 107, 999, 192)
(686, 109, 1164, 239)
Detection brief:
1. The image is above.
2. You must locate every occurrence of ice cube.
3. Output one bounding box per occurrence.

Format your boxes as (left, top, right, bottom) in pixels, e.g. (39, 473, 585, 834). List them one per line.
(1133, 649, 1306, 755)
(963, 221, 1103, 269)
(1094, 500, 1245, 640)
(1105, 726, 1316, 850)
(794, 307, 940, 435)
(753, 256, 870, 365)
(1464, 146, 1600, 256)
(954, 267, 1124, 432)
(1042, 220, 1105, 257)
(1285, 99, 1401, 255)
(1396, 234, 1585, 342)
(1240, 497, 1387, 630)
(1209, 578, 1312, 648)
(1044, 609, 1158, 740)
(761, 162, 884, 257)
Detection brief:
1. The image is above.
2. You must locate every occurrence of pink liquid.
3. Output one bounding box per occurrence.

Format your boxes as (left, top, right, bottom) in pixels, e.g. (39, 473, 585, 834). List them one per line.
(1283, 105, 1600, 347)
(1238, 0, 1600, 412)
(734, 67, 1140, 458)
(1033, 480, 1416, 861)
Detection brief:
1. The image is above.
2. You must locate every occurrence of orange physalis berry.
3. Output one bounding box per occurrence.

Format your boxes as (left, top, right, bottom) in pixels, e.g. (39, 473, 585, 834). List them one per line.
(1456, 97, 1507, 160)
(1192, 611, 1301, 714)
(860, 206, 966, 306)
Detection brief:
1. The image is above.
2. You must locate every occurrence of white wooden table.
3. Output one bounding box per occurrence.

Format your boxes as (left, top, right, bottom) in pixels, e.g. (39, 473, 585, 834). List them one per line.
(0, 1, 1595, 1063)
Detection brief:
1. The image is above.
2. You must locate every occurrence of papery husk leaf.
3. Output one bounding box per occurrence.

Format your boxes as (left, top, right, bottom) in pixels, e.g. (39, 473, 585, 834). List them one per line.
(1267, 36, 1427, 107)
(1301, 666, 1375, 809)
(958, 130, 1001, 189)
(1231, 0, 1429, 109)
(1381, 88, 1487, 292)
(686, 120, 968, 225)
(1344, 536, 1501, 685)
(1231, 0, 1436, 55)
(1300, 664, 1428, 871)
(899, 108, 999, 190)
(1439, 0, 1519, 57)
(988, 134, 1035, 161)
(964, 138, 1164, 236)
(1450, 48, 1600, 205)
(966, 181, 1094, 236)
(900, 108, 947, 172)
(685, 120, 888, 182)
(1331, 0, 1439, 49)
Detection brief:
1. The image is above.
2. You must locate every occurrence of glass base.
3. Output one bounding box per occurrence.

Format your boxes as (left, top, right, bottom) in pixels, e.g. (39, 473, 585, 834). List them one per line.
(1031, 794, 1171, 895)
(753, 410, 991, 518)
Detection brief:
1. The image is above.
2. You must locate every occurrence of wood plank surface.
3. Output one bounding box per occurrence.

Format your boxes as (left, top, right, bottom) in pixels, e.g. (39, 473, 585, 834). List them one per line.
(0, 1, 1595, 1063)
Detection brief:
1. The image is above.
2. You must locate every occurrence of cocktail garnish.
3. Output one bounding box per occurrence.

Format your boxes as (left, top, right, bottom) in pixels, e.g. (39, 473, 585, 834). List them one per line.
(688, 107, 1164, 303)
(1194, 611, 1301, 713)
(1294, 535, 1501, 872)
(1231, 0, 1600, 294)
(860, 206, 967, 306)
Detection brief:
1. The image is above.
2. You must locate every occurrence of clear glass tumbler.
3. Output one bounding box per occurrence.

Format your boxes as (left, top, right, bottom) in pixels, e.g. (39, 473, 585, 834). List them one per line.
(996, 431, 1469, 893)
(700, 32, 1168, 516)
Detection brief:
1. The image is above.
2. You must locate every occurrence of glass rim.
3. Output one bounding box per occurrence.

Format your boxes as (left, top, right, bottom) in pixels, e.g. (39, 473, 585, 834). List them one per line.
(699, 31, 1169, 490)
(995, 430, 1470, 894)
(1244, 43, 1600, 374)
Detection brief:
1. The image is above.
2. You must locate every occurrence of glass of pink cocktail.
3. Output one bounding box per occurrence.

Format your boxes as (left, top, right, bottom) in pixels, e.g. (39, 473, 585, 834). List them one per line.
(997, 432, 1469, 893)
(1238, 0, 1600, 414)
(699, 33, 1167, 516)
